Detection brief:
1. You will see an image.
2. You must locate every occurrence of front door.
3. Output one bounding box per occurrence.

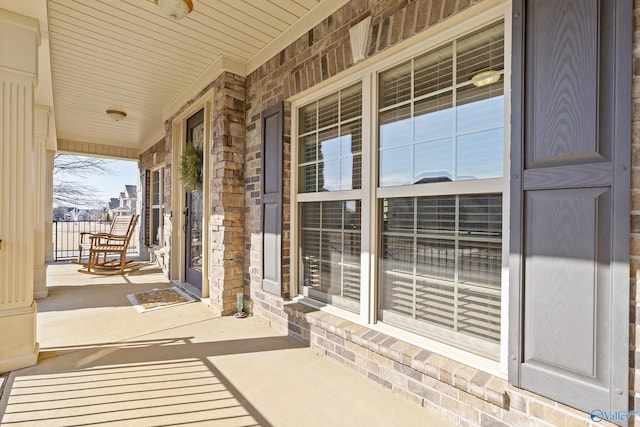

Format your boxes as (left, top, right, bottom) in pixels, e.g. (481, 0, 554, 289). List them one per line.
(184, 109, 204, 292)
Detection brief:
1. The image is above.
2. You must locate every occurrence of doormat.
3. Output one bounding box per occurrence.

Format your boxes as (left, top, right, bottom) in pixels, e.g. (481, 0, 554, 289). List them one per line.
(127, 287, 196, 313)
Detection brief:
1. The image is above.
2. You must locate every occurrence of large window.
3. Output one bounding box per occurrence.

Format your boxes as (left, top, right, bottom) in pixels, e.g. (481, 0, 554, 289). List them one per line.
(377, 21, 505, 358)
(298, 83, 363, 312)
(294, 18, 507, 361)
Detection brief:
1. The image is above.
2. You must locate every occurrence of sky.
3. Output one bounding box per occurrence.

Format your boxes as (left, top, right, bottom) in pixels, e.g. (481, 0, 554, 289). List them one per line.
(54, 155, 139, 209)
(90, 160, 139, 202)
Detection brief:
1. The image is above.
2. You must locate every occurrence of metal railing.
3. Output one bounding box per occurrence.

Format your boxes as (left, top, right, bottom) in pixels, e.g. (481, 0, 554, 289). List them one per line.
(53, 220, 139, 261)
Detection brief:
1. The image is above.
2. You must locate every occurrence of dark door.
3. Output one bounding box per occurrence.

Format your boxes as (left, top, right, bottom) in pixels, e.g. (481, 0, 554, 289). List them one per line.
(185, 109, 204, 292)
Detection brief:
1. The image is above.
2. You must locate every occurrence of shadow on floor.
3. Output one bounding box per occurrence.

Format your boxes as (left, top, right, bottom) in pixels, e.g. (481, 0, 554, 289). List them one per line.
(0, 262, 453, 427)
(1, 335, 306, 426)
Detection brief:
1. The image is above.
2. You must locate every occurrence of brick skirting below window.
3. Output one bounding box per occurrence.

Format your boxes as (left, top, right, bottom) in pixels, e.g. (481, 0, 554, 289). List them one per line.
(248, 285, 618, 426)
(282, 300, 510, 408)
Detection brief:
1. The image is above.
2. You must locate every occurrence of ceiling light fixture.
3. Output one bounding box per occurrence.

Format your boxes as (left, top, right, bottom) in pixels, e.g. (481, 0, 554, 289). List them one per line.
(106, 109, 127, 121)
(154, 0, 193, 20)
(472, 70, 501, 87)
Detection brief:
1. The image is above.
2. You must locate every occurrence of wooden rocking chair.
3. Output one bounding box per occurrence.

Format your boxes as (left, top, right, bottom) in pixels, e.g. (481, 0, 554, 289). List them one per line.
(72, 215, 135, 266)
(78, 215, 140, 275)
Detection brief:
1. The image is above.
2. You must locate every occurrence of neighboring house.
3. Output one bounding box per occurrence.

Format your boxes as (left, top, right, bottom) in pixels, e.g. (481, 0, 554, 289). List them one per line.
(105, 186, 137, 218)
(0, 2, 636, 427)
(52, 207, 90, 221)
(74, 209, 91, 221)
(105, 198, 119, 219)
(120, 185, 137, 211)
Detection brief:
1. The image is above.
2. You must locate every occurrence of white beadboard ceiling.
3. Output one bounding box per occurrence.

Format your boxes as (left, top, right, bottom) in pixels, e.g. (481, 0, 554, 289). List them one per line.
(7, 0, 349, 153)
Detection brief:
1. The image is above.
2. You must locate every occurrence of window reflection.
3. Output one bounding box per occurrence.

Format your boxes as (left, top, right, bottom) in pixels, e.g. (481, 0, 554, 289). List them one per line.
(378, 19, 504, 187)
(379, 94, 504, 186)
(299, 83, 362, 192)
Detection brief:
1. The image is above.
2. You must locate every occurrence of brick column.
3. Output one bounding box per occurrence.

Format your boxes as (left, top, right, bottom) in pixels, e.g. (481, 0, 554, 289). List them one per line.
(0, 9, 40, 372)
(208, 72, 246, 315)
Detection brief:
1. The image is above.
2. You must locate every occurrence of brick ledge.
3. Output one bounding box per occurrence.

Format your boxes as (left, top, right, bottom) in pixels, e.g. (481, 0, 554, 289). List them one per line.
(303, 308, 510, 409)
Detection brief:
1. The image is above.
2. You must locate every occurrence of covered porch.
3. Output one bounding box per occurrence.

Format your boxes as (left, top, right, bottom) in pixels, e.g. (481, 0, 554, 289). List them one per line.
(0, 0, 636, 425)
(0, 0, 355, 375)
(0, 263, 449, 426)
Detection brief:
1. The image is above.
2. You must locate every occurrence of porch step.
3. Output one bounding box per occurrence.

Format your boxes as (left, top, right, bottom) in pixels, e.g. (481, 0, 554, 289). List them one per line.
(0, 372, 8, 404)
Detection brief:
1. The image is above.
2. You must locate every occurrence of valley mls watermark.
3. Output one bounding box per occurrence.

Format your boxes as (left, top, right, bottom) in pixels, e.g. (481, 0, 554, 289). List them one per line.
(590, 409, 640, 423)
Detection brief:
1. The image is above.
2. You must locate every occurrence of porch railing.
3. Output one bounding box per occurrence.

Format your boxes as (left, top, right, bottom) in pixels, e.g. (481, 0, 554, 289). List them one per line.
(53, 220, 139, 261)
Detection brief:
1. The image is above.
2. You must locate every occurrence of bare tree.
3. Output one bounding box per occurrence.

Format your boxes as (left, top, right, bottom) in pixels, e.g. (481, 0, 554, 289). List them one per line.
(52, 205, 67, 220)
(53, 154, 115, 208)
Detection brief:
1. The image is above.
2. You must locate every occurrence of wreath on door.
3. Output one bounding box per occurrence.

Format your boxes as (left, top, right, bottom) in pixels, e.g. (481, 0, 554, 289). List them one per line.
(179, 145, 203, 192)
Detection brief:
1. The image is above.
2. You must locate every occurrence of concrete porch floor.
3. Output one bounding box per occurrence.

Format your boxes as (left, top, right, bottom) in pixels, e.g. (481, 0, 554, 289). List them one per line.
(0, 263, 452, 426)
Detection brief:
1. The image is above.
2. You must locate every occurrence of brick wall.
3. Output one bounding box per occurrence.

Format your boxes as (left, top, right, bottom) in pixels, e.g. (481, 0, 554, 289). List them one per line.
(240, 0, 634, 426)
(139, 138, 167, 171)
(244, 0, 481, 334)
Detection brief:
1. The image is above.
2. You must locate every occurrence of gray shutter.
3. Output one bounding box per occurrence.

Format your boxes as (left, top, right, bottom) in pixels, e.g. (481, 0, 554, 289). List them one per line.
(261, 102, 283, 295)
(509, 0, 631, 416)
(141, 169, 149, 247)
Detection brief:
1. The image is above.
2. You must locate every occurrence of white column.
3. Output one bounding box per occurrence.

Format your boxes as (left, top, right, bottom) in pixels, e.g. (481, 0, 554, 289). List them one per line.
(33, 106, 49, 299)
(0, 9, 40, 372)
(45, 150, 54, 263)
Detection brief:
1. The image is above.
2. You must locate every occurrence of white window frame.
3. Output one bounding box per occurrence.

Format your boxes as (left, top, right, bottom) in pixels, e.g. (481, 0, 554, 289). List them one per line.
(295, 81, 367, 317)
(291, 1, 511, 376)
